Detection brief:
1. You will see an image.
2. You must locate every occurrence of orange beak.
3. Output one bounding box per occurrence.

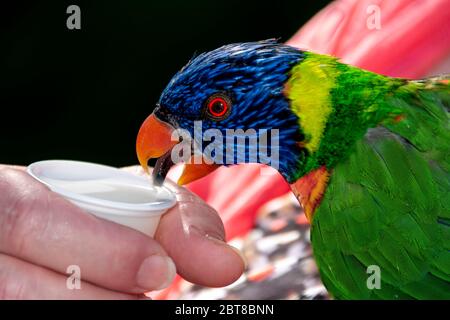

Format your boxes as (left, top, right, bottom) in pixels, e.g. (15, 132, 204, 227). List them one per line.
(136, 113, 220, 185)
(136, 113, 178, 174)
(177, 157, 220, 185)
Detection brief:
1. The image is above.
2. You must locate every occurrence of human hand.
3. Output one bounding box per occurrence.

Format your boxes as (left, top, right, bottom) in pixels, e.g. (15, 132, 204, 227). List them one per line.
(0, 165, 245, 299)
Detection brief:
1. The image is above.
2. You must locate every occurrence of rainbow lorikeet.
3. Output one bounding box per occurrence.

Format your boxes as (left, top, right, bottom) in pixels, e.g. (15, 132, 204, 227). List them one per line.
(136, 40, 450, 299)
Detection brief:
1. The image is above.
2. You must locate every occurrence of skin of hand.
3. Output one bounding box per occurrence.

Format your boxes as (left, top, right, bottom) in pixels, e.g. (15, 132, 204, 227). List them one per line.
(0, 164, 245, 299)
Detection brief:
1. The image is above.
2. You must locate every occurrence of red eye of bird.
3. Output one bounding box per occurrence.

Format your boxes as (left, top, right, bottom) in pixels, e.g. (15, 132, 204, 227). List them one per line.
(205, 93, 232, 120)
(208, 98, 227, 116)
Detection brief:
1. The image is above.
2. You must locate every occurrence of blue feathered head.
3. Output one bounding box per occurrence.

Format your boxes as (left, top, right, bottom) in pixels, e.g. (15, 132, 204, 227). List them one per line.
(137, 40, 306, 184)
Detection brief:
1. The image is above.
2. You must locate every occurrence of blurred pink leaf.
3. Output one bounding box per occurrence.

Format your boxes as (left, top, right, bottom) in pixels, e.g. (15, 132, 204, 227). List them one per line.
(287, 0, 450, 78)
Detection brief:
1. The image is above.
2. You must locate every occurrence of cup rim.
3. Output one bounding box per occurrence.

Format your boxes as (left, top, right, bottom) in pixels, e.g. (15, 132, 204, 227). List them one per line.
(27, 160, 177, 215)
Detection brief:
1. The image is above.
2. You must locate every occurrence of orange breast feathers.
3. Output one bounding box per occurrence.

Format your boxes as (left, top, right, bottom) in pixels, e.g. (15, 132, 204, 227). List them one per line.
(290, 166, 330, 223)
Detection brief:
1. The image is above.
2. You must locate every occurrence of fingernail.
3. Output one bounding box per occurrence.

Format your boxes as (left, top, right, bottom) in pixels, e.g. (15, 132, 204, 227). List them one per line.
(136, 255, 176, 291)
(228, 244, 248, 270)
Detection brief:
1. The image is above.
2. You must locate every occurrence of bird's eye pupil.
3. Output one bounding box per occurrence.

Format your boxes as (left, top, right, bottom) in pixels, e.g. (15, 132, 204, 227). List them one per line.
(211, 101, 224, 114)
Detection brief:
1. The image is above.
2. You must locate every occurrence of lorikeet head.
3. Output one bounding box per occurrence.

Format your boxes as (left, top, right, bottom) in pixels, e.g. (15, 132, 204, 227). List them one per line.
(136, 40, 307, 185)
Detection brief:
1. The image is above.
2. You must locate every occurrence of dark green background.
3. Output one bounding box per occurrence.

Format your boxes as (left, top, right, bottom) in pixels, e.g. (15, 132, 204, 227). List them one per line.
(0, 0, 331, 167)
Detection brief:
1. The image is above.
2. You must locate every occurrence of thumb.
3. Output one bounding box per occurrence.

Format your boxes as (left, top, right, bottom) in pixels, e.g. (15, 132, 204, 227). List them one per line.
(156, 181, 246, 287)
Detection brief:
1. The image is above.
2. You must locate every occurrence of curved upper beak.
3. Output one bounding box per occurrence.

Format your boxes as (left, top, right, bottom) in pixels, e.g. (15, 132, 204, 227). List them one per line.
(136, 113, 178, 174)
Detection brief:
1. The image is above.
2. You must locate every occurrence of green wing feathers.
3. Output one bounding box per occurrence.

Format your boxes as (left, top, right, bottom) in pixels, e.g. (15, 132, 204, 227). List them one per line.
(383, 75, 450, 171)
(312, 74, 450, 299)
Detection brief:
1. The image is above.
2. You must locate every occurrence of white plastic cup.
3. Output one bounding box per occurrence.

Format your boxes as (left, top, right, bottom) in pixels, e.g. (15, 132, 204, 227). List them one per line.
(27, 160, 176, 237)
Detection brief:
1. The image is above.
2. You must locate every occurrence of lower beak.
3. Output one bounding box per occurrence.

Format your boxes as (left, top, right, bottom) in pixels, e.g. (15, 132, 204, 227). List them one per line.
(177, 157, 220, 185)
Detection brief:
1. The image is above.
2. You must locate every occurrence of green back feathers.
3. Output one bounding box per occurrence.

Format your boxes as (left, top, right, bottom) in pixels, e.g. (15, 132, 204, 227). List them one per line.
(383, 75, 450, 172)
